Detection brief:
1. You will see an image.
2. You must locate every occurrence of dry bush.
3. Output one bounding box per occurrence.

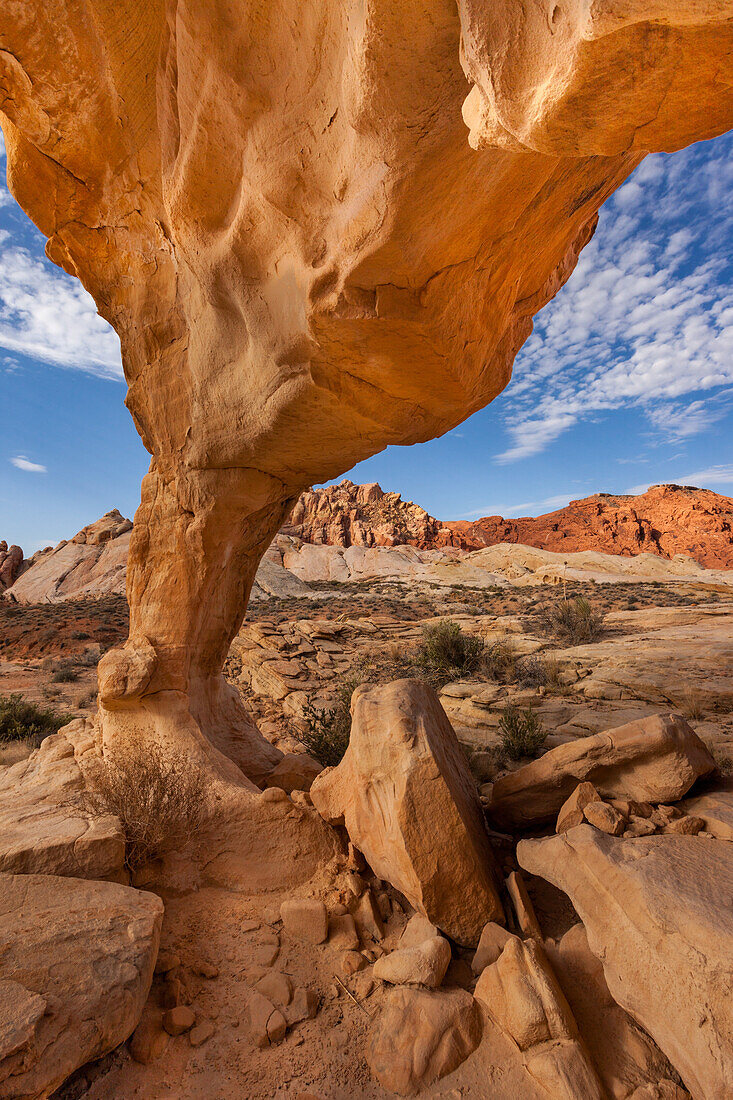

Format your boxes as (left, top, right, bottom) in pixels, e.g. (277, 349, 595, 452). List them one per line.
(81, 741, 212, 871)
(516, 653, 570, 694)
(498, 704, 546, 761)
(0, 692, 72, 746)
(483, 640, 517, 683)
(674, 688, 707, 721)
(536, 596, 606, 645)
(414, 619, 485, 687)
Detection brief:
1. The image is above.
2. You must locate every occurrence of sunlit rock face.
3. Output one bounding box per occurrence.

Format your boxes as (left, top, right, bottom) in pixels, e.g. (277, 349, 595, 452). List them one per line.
(1, 2, 731, 779)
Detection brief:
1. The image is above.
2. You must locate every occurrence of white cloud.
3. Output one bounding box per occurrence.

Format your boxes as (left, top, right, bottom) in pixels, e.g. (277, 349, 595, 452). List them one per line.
(496, 138, 733, 463)
(10, 455, 47, 473)
(0, 129, 123, 378)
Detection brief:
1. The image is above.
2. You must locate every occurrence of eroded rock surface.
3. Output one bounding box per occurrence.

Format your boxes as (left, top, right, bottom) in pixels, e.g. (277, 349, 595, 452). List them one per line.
(310, 679, 503, 945)
(518, 826, 733, 1099)
(490, 713, 714, 829)
(0, 872, 162, 1099)
(2, 2, 731, 779)
(0, 723, 124, 880)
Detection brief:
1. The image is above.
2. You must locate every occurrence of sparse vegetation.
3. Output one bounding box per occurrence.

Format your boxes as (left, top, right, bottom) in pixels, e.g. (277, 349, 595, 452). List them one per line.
(535, 596, 606, 645)
(51, 661, 80, 683)
(414, 619, 485, 686)
(0, 693, 72, 746)
(80, 740, 212, 871)
(516, 653, 570, 695)
(498, 704, 546, 761)
(482, 639, 517, 683)
(298, 672, 365, 767)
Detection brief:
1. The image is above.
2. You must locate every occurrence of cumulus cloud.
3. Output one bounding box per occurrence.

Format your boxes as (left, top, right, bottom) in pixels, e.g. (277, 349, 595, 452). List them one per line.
(10, 455, 47, 473)
(0, 129, 123, 378)
(496, 137, 733, 463)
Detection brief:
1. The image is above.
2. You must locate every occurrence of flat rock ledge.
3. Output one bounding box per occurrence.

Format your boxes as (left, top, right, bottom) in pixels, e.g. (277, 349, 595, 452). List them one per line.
(0, 872, 162, 1099)
(518, 825, 733, 1100)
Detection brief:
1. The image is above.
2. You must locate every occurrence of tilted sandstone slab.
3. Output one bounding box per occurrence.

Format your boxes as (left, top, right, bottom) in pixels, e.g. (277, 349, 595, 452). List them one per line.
(490, 714, 714, 829)
(518, 826, 733, 1099)
(0, 872, 162, 1098)
(681, 786, 733, 841)
(310, 679, 503, 945)
(367, 986, 482, 1096)
(1, 2, 730, 784)
(474, 934, 605, 1100)
(0, 723, 125, 880)
(546, 923, 687, 1100)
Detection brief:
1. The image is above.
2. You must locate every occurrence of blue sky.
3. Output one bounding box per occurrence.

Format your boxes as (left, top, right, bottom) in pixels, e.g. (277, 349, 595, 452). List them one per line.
(1, 128, 731, 552)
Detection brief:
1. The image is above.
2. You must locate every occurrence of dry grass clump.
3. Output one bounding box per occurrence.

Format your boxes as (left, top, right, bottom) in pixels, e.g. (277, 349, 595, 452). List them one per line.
(82, 741, 212, 871)
(535, 596, 606, 645)
(498, 704, 546, 761)
(673, 688, 707, 721)
(482, 640, 517, 683)
(414, 619, 485, 687)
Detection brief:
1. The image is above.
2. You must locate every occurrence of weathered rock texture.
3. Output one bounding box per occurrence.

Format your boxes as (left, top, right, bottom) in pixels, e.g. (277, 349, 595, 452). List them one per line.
(2, 3, 732, 779)
(0, 872, 162, 1099)
(284, 480, 444, 548)
(0, 543, 23, 592)
(519, 826, 733, 1100)
(446, 485, 733, 568)
(490, 713, 715, 830)
(310, 679, 503, 945)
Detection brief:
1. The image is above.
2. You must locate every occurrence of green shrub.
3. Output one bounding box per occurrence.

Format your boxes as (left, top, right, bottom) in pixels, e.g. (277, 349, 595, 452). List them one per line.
(297, 673, 364, 767)
(498, 704, 546, 761)
(414, 620, 484, 686)
(0, 693, 72, 746)
(536, 596, 605, 645)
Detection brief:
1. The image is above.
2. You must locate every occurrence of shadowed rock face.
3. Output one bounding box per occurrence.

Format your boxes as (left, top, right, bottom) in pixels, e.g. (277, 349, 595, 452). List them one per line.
(1, 2, 731, 780)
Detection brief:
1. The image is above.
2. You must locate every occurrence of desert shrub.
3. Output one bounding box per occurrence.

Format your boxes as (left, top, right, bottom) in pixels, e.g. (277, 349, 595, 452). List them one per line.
(498, 704, 546, 761)
(674, 688, 706, 721)
(298, 672, 366, 767)
(536, 596, 605, 645)
(0, 693, 72, 746)
(71, 630, 90, 641)
(483, 640, 517, 683)
(516, 654, 569, 694)
(81, 740, 212, 871)
(52, 661, 80, 683)
(414, 620, 484, 686)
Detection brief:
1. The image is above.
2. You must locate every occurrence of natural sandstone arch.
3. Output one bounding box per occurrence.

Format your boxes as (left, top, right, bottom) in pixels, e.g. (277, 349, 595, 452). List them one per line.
(1, 1, 731, 789)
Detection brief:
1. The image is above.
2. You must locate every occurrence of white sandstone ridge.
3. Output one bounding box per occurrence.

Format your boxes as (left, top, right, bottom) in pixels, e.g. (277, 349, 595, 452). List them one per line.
(5, 509, 733, 605)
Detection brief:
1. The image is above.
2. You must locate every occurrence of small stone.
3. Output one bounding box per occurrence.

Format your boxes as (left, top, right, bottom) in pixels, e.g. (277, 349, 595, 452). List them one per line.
(249, 937, 280, 968)
(286, 987, 320, 1026)
(328, 913, 359, 950)
(374, 936, 451, 989)
(161, 975, 187, 1009)
(193, 959, 219, 979)
(347, 843, 366, 871)
(129, 1007, 169, 1064)
(261, 786, 288, 803)
(353, 889, 385, 942)
(163, 1005, 196, 1036)
(556, 782, 600, 833)
(249, 991, 276, 1048)
(375, 892, 392, 921)
(505, 869, 542, 940)
(241, 919, 261, 933)
(267, 1008, 288, 1043)
(255, 971, 293, 1006)
(154, 950, 181, 974)
(281, 898, 329, 944)
(399, 914, 440, 949)
(623, 816, 658, 838)
(664, 815, 705, 835)
(341, 951, 367, 976)
(471, 921, 512, 974)
(344, 872, 365, 897)
(189, 1019, 215, 1047)
(583, 801, 625, 836)
(651, 804, 683, 826)
(290, 790, 313, 809)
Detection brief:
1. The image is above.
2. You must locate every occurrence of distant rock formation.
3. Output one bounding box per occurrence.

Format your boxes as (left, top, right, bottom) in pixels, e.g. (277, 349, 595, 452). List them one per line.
(445, 485, 733, 569)
(0, 542, 23, 592)
(283, 480, 445, 549)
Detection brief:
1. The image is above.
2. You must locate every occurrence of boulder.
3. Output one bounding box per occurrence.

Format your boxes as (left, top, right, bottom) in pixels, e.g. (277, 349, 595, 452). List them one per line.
(474, 935, 605, 1100)
(556, 781, 600, 833)
(518, 826, 733, 1099)
(0, 724, 125, 880)
(490, 714, 714, 829)
(472, 921, 513, 974)
(280, 898, 328, 944)
(583, 800, 625, 835)
(373, 936, 451, 989)
(399, 914, 440, 949)
(310, 680, 503, 945)
(0, 872, 162, 1098)
(546, 923, 687, 1100)
(265, 752, 322, 793)
(367, 987, 482, 1096)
